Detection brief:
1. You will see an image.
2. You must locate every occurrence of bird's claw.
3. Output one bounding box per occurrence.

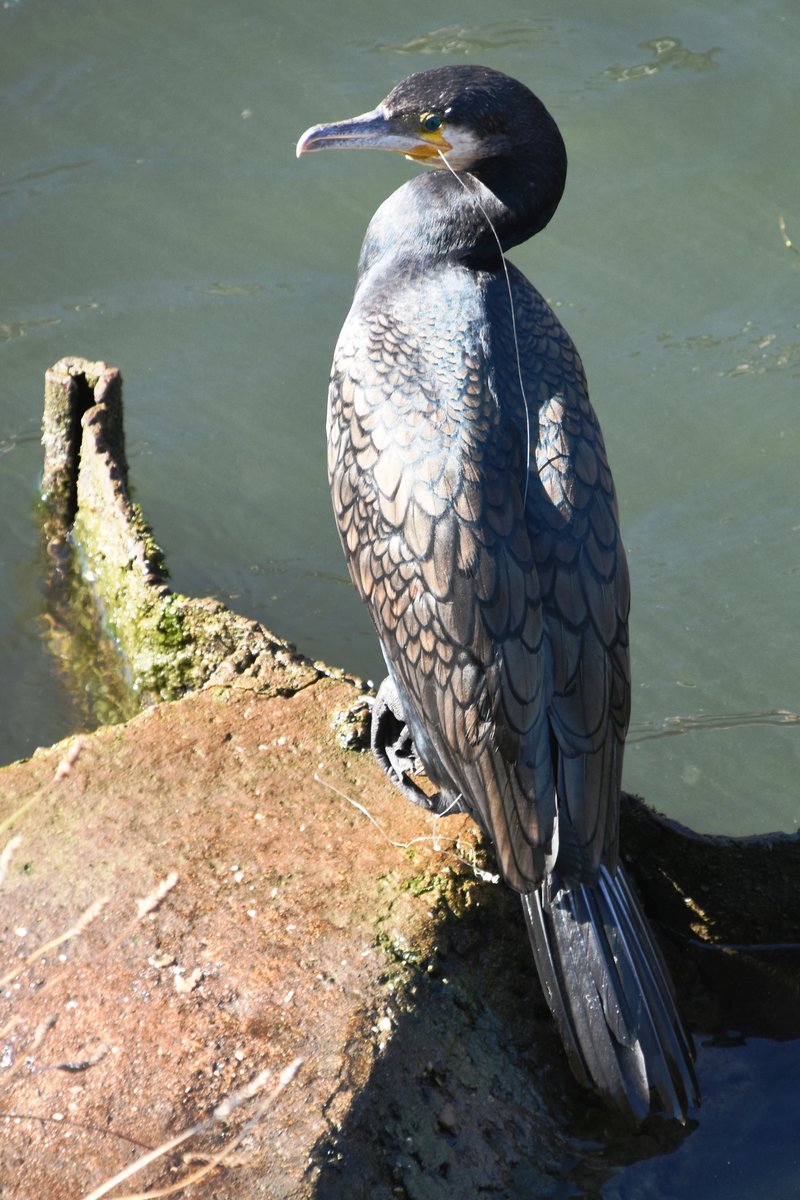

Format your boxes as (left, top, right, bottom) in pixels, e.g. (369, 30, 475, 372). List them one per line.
(371, 676, 464, 816)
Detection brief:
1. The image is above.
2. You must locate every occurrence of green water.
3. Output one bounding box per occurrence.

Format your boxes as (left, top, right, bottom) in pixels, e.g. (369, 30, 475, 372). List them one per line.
(3, 0, 797, 835)
(1, 2, 798, 1188)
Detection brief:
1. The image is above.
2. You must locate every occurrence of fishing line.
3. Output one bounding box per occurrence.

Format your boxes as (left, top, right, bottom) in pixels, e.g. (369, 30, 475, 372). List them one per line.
(436, 147, 532, 509)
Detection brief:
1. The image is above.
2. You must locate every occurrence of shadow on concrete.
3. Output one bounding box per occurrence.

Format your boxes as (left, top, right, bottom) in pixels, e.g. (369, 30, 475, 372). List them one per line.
(309, 875, 692, 1199)
(309, 803, 800, 1199)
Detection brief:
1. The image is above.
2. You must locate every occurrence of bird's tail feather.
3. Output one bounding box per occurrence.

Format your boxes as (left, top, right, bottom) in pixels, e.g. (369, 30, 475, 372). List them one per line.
(521, 862, 698, 1122)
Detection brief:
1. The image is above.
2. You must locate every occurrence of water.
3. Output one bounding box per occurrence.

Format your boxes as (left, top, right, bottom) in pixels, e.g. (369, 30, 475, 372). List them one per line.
(600, 1036, 800, 1199)
(2, 1, 797, 823)
(1, 0, 798, 1190)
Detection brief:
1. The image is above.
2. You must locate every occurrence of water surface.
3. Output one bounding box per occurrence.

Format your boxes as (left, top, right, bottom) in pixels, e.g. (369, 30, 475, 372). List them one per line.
(2, 4, 797, 815)
(2, 2, 797, 814)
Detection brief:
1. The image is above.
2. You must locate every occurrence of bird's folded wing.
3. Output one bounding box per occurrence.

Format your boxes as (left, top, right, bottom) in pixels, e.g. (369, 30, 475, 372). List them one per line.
(329, 307, 558, 891)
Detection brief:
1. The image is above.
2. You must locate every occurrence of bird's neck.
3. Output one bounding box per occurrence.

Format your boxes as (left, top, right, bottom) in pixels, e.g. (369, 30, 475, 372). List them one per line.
(469, 148, 566, 254)
(358, 143, 566, 280)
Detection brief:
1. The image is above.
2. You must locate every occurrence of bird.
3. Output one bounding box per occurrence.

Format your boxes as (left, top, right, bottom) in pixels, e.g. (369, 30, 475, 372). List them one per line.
(297, 64, 698, 1121)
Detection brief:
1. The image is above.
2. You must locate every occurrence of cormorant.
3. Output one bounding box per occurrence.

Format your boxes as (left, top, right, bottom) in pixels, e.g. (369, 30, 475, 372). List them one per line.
(297, 64, 698, 1121)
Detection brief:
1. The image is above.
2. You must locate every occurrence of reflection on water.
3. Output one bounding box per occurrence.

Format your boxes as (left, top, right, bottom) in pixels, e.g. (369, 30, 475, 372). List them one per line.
(657, 319, 800, 378)
(0, 315, 62, 342)
(375, 20, 557, 55)
(40, 558, 141, 735)
(0, 156, 96, 193)
(604, 37, 722, 81)
(0, 427, 41, 455)
(197, 281, 265, 297)
(629, 707, 800, 743)
(723, 328, 800, 378)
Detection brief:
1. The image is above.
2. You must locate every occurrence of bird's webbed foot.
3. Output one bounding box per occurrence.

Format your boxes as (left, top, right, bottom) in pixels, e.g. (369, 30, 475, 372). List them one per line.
(370, 676, 466, 817)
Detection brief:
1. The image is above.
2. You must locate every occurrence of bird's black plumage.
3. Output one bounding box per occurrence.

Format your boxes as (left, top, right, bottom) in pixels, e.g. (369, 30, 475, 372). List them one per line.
(298, 64, 698, 1121)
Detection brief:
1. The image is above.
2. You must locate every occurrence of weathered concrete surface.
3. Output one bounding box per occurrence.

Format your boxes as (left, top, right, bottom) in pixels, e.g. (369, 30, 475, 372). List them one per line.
(5, 665, 680, 1200)
(2, 664, 798, 1198)
(0, 665, 482, 1199)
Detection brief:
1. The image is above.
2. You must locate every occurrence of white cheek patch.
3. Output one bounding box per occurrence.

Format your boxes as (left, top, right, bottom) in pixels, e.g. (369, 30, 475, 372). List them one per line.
(436, 128, 485, 170)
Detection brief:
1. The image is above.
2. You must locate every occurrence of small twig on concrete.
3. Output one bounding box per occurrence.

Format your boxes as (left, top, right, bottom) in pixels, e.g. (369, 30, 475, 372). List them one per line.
(1, 870, 181, 1097)
(79, 1057, 303, 1200)
(136, 872, 179, 920)
(0, 791, 46, 841)
(0, 836, 21, 889)
(0, 737, 88, 840)
(53, 736, 87, 781)
(0, 896, 109, 988)
(313, 772, 495, 886)
(313, 771, 458, 854)
(0, 1110, 154, 1150)
(54, 1041, 111, 1072)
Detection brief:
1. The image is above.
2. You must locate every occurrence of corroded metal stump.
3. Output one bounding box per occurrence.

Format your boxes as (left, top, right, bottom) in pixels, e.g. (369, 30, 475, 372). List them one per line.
(40, 356, 318, 708)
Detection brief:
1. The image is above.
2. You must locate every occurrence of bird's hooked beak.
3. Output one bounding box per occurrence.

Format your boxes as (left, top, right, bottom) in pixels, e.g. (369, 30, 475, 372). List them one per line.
(296, 106, 452, 164)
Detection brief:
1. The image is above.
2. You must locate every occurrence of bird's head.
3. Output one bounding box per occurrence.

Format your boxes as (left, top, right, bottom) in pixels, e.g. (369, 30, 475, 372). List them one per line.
(297, 64, 564, 177)
(297, 65, 567, 255)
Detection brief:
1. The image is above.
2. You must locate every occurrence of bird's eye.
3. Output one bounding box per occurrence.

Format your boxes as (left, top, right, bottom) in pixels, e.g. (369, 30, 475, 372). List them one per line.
(420, 112, 444, 134)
